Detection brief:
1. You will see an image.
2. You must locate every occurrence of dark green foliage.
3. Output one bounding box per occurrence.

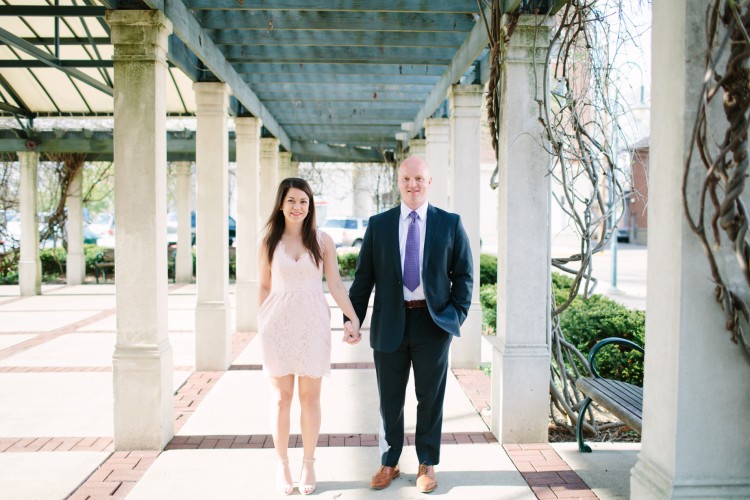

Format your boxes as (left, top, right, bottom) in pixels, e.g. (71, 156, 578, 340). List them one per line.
(40, 248, 66, 276)
(337, 251, 359, 279)
(479, 283, 497, 334)
(479, 253, 497, 285)
(558, 294, 645, 385)
(480, 271, 645, 386)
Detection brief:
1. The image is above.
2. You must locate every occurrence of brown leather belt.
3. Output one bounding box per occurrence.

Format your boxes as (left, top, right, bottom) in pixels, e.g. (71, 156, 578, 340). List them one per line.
(404, 299, 427, 309)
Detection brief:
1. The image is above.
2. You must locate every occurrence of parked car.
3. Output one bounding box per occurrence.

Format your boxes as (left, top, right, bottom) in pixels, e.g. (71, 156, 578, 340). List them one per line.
(167, 211, 236, 246)
(89, 212, 115, 238)
(321, 216, 368, 248)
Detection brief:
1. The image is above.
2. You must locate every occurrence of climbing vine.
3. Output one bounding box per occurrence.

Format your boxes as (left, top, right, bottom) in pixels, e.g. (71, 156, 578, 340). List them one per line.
(480, 0, 647, 435)
(684, 0, 750, 359)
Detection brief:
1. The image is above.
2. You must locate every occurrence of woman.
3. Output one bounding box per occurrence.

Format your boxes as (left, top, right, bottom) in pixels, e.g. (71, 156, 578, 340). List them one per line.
(258, 177, 362, 495)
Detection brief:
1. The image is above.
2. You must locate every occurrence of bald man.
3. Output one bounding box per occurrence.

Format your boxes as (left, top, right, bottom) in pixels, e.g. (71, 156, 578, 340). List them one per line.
(344, 156, 474, 493)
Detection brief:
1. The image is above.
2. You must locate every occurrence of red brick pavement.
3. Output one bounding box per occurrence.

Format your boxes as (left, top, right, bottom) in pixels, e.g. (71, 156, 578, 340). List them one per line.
(505, 444, 597, 498)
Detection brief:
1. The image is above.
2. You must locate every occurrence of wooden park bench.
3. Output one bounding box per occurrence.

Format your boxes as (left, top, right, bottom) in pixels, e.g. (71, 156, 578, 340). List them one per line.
(94, 248, 115, 283)
(575, 337, 645, 452)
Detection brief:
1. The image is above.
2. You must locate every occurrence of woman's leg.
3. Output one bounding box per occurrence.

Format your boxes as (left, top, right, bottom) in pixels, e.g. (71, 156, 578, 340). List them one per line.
(298, 376, 322, 492)
(269, 375, 295, 490)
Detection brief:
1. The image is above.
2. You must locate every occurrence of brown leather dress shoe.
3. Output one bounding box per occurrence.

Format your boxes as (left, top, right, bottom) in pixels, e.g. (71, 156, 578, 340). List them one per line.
(416, 464, 437, 493)
(369, 465, 400, 490)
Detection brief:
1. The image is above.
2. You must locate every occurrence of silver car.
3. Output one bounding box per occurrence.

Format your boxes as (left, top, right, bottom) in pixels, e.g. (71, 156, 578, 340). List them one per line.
(321, 217, 368, 248)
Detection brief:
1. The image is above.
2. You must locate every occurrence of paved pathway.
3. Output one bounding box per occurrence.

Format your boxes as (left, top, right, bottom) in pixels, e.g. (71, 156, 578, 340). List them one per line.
(0, 284, 638, 499)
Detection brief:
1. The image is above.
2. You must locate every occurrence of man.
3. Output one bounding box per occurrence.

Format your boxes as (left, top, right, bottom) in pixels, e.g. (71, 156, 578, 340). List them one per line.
(344, 155, 473, 494)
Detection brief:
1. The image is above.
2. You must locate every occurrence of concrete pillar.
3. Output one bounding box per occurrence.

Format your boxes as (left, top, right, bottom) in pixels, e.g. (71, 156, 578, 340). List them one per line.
(630, 2, 750, 497)
(193, 82, 231, 371)
(174, 162, 192, 283)
(353, 166, 372, 218)
(260, 138, 280, 221)
(424, 118, 450, 210)
(408, 138, 426, 159)
(106, 9, 173, 450)
(290, 160, 300, 178)
(278, 151, 293, 180)
(66, 166, 85, 285)
(492, 16, 553, 443)
(235, 117, 262, 332)
(449, 84, 484, 369)
(18, 151, 41, 296)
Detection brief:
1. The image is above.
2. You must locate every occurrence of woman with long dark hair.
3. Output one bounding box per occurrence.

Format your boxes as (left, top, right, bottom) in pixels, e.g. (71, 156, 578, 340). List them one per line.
(258, 177, 362, 495)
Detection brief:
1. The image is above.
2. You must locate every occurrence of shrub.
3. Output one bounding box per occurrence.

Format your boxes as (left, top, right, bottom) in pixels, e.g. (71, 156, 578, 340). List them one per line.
(40, 248, 66, 276)
(479, 254, 497, 285)
(558, 294, 645, 385)
(337, 250, 359, 279)
(479, 283, 497, 334)
(479, 271, 645, 386)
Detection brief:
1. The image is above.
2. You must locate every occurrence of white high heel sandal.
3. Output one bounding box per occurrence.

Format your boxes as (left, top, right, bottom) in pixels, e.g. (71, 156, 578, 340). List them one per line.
(300, 458, 316, 495)
(277, 458, 294, 495)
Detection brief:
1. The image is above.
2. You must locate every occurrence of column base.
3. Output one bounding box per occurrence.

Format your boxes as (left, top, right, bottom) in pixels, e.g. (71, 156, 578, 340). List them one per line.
(489, 339, 549, 443)
(450, 302, 483, 369)
(66, 251, 85, 285)
(631, 454, 750, 499)
(235, 280, 259, 333)
(19, 259, 41, 295)
(195, 301, 231, 370)
(113, 340, 174, 450)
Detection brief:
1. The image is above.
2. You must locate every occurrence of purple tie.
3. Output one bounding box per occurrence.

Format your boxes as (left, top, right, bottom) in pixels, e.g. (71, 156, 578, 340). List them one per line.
(403, 211, 420, 292)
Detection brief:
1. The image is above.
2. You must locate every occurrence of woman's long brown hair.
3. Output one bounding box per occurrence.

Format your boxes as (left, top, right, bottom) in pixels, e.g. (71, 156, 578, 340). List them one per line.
(262, 177, 323, 267)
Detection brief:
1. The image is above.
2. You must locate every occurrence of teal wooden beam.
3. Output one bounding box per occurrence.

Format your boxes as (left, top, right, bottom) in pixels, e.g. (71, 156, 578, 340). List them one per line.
(210, 29, 466, 48)
(197, 10, 477, 32)
(241, 73, 439, 86)
(266, 102, 421, 113)
(234, 63, 445, 76)
(0, 60, 113, 68)
(184, 0, 478, 12)
(257, 90, 428, 102)
(249, 83, 435, 94)
(223, 46, 455, 65)
(139, 0, 291, 150)
(407, 5, 491, 139)
(0, 26, 112, 96)
(15, 37, 111, 45)
(291, 141, 384, 163)
(0, 6, 105, 16)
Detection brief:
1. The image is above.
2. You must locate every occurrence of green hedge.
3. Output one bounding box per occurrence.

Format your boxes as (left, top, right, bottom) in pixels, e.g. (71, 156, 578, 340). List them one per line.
(479, 254, 497, 285)
(479, 271, 645, 386)
(337, 251, 359, 279)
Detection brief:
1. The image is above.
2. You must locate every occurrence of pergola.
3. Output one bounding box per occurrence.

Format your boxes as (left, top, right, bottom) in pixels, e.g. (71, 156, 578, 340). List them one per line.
(0, 1, 748, 498)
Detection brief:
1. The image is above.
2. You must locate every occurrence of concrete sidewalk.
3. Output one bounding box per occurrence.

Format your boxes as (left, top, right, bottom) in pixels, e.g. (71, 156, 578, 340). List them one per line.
(0, 284, 638, 499)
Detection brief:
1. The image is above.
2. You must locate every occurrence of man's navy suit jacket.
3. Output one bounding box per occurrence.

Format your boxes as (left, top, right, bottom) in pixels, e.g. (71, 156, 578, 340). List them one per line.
(347, 204, 474, 353)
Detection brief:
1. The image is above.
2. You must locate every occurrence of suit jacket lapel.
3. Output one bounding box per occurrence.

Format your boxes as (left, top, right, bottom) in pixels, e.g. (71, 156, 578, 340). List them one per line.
(423, 204, 439, 273)
(388, 207, 402, 280)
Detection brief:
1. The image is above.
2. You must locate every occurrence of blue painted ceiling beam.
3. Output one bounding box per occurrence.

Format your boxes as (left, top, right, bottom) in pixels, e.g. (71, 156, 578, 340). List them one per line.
(209, 29, 467, 48)
(234, 63, 446, 76)
(197, 10, 477, 32)
(223, 46, 456, 65)
(184, 0, 478, 13)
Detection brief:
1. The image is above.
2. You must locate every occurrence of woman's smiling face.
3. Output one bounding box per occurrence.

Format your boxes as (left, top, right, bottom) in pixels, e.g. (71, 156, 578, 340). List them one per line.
(281, 187, 310, 223)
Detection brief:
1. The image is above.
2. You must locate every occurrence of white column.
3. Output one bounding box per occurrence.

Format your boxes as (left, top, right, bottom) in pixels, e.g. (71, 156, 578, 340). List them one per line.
(66, 166, 85, 285)
(290, 160, 300, 178)
(260, 138, 280, 221)
(353, 166, 373, 218)
(408, 138, 426, 159)
(107, 9, 173, 450)
(424, 118, 450, 210)
(18, 151, 41, 296)
(174, 162, 192, 283)
(631, 2, 750, 497)
(193, 82, 231, 371)
(492, 16, 553, 443)
(235, 117, 261, 333)
(278, 151, 293, 180)
(449, 84, 484, 369)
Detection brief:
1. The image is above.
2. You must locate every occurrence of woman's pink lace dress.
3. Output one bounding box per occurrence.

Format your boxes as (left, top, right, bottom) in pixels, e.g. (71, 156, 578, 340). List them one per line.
(258, 235, 331, 378)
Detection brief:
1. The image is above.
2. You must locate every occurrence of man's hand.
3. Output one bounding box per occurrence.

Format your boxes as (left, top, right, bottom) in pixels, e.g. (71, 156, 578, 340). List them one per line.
(343, 320, 362, 345)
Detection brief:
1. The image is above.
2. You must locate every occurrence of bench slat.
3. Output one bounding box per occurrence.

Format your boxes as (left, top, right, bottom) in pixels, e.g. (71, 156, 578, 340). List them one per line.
(576, 377, 643, 433)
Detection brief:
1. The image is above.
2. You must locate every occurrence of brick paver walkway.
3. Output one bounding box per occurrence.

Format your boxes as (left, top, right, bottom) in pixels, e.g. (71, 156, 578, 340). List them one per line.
(0, 288, 598, 499)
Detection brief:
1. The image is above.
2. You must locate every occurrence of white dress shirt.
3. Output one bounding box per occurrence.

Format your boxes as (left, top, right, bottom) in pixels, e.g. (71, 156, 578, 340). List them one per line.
(399, 201, 428, 300)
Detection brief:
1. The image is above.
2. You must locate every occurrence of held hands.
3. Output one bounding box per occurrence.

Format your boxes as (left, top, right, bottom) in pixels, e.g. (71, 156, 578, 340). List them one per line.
(343, 320, 362, 345)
